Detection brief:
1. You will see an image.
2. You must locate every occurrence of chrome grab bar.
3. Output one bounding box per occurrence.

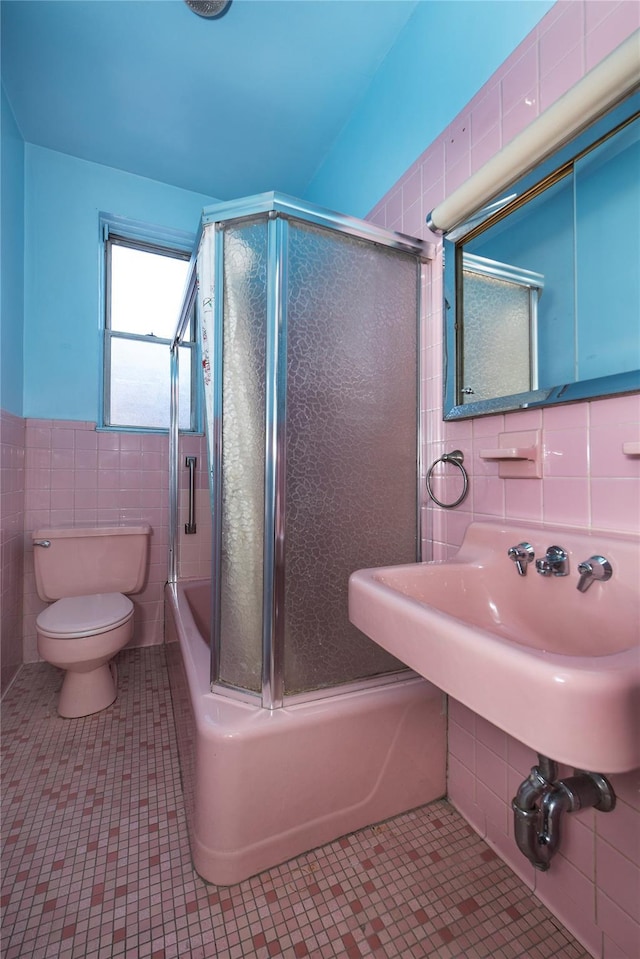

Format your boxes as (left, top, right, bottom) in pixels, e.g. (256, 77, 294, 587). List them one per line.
(185, 456, 197, 535)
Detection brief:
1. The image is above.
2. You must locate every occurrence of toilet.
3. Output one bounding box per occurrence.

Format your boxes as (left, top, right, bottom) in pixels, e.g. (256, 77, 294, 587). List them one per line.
(32, 524, 151, 718)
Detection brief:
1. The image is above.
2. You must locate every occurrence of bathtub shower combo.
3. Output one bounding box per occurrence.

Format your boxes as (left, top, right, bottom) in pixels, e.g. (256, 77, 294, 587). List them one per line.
(165, 193, 444, 886)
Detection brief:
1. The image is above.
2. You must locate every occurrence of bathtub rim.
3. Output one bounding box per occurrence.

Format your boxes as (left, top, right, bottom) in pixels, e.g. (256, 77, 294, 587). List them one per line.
(165, 577, 423, 709)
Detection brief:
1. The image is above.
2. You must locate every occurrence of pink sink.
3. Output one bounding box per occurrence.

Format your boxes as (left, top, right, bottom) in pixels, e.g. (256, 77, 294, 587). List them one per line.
(349, 521, 640, 773)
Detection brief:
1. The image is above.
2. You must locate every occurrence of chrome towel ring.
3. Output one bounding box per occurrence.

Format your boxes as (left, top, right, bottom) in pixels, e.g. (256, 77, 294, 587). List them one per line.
(425, 449, 469, 509)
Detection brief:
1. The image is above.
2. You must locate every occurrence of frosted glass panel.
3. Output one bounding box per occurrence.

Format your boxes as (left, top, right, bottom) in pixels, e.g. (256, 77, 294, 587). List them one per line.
(461, 272, 533, 403)
(283, 221, 418, 693)
(110, 338, 192, 429)
(219, 220, 267, 692)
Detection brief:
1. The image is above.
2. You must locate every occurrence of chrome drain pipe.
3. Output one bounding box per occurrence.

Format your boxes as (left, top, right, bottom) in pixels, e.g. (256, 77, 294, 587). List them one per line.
(512, 755, 616, 871)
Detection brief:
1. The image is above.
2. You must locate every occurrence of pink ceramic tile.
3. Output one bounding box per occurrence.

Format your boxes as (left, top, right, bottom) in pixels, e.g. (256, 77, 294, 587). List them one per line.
(51, 448, 74, 470)
(597, 836, 640, 923)
(46, 469, 75, 489)
(471, 476, 504, 516)
(97, 431, 121, 451)
(97, 469, 119, 490)
(471, 84, 501, 144)
(590, 392, 640, 427)
(591, 423, 640, 478)
(444, 153, 471, 195)
(448, 719, 476, 770)
(542, 477, 590, 527)
(540, 42, 584, 111)
(475, 780, 509, 834)
(75, 429, 97, 451)
(119, 432, 142, 451)
(501, 44, 538, 116)
(474, 716, 507, 759)
(420, 143, 445, 194)
(471, 124, 501, 173)
(25, 426, 51, 449)
(447, 756, 478, 814)
(536, 848, 597, 918)
(51, 428, 75, 449)
(385, 187, 402, 228)
(558, 814, 596, 881)
(73, 488, 97, 510)
(444, 115, 471, 168)
(97, 449, 119, 470)
(400, 164, 421, 212)
(502, 93, 539, 146)
(75, 467, 98, 489)
(607, 768, 640, 813)
(402, 199, 423, 240)
(475, 743, 508, 797)
(120, 450, 144, 470)
(536, 876, 602, 959)
(141, 451, 163, 471)
(503, 408, 543, 432)
(538, 0, 584, 78)
(543, 402, 589, 431)
(120, 469, 142, 490)
(75, 449, 97, 470)
(591, 478, 639, 532)
(97, 489, 120, 510)
(543, 429, 589, 477)
(504, 478, 543, 522)
(586, 1, 640, 70)
(596, 798, 640, 866)
(597, 889, 640, 959)
(448, 697, 476, 733)
(473, 414, 505, 437)
(445, 508, 473, 549)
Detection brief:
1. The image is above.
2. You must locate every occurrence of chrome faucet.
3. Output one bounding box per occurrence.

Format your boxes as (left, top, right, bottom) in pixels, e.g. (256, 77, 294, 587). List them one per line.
(577, 555, 612, 592)
(508, 542, 535, 576)
(535, 545, 569, 577)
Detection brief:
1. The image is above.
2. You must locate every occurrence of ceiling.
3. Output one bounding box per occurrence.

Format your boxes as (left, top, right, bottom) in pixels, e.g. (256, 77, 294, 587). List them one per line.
(1, 0, 419, 201)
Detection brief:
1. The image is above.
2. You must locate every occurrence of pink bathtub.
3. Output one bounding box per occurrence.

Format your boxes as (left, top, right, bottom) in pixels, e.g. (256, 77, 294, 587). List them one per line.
(164, 579, 447, 886)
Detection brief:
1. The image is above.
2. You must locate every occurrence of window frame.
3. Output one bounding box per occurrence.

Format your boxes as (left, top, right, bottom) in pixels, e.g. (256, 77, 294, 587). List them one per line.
(100, 216, 199, 433)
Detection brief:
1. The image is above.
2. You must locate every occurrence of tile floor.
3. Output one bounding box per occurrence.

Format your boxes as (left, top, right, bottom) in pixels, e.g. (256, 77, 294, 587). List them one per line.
(1, 647, 592, 959)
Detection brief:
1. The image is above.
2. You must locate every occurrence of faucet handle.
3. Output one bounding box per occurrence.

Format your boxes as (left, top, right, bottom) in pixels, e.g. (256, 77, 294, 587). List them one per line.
(508, 542, 535, 576)
(535, 545, 569, 577)
(577, 555, 612, 592)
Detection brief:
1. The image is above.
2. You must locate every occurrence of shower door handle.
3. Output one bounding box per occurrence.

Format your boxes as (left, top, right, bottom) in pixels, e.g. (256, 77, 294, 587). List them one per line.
(185, 456, 197, 534)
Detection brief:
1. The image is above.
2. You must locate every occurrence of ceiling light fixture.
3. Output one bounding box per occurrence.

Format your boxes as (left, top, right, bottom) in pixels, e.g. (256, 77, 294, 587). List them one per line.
(184, 0, 232, 20)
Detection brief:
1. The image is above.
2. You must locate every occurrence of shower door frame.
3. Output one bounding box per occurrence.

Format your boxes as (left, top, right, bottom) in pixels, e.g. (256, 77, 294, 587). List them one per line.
(176, 192, 435, 709)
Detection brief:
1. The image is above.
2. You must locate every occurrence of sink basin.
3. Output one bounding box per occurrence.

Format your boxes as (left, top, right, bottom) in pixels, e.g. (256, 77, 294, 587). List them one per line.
(349, 521, 640, 773)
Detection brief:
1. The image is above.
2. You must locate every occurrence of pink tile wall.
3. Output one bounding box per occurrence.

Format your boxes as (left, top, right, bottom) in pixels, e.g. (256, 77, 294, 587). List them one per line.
(368, 4, 640, 958)
(22, 419, 209, 662)
(1, 409, 26, 695)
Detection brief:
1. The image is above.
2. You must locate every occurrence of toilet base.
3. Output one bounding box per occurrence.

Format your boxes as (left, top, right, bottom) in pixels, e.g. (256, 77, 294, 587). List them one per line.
(58, 662, 118, 718)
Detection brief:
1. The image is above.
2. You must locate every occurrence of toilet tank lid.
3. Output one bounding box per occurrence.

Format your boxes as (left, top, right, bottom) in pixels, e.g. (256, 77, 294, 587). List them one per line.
(33, 524, 151, 540)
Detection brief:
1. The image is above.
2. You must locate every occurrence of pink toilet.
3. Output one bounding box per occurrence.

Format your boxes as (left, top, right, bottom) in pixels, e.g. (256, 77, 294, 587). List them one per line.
(32, 525, 151, 718)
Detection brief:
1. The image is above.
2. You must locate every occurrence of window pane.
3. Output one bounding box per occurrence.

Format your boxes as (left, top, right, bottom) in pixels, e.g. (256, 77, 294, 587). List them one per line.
(110, 244, 190, 338)
(109, 337, 192, 430)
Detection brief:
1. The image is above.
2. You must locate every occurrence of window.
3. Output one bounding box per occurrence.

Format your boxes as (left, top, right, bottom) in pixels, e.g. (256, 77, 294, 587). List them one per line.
(103, 227, 197, 431)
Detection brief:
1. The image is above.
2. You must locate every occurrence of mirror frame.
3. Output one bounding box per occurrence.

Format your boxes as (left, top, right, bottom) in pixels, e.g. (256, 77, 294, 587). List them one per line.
(443, 89, 640, 421)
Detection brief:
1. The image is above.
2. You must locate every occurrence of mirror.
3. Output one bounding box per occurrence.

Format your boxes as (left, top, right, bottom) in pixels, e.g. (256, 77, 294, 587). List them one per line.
(443, 90, 639, 420)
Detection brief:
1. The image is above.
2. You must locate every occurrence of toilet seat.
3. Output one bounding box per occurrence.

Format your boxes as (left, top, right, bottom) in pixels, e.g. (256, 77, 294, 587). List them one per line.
(36, 592, 134, 639)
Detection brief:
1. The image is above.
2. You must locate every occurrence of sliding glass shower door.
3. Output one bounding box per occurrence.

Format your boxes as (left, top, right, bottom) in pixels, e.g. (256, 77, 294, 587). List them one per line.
(195, 194, 431, 705)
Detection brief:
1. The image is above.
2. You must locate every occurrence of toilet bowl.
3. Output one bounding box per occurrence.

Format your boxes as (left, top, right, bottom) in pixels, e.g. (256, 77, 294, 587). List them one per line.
(36, 592, 135, 718)
(32, 525, 151, 718)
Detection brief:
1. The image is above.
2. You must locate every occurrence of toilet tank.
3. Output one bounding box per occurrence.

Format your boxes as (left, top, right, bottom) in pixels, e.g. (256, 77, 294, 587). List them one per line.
(32, 525, 151, 602)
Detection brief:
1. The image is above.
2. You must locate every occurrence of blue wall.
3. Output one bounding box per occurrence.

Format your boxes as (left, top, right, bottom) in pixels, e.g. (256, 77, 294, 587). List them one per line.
(23, 146, 214, 421)
(1, 85, 25, 415)
(306, 0, 554, 217)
